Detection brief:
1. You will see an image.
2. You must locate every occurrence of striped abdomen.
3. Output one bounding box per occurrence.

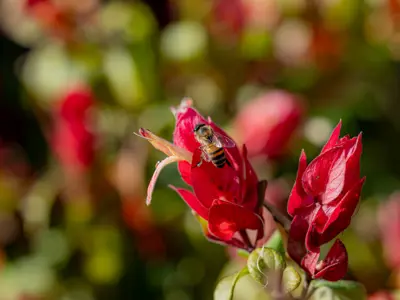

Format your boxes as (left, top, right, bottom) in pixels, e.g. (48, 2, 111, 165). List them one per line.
(206, 144, 227, 168)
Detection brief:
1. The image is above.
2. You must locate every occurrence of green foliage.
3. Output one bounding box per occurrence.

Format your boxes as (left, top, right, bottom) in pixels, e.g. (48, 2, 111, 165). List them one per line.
(309, 280, 368, 300)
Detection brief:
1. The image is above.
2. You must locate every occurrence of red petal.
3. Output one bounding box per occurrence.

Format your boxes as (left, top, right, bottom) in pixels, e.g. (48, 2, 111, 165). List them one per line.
(173, 106, 208, 152)
(343, 133, 362, 192)
(287, 207, 315, 264)
(301, 249, 320, 277)
(287, 150, 308, 216)
(240, 145, 259, 209)
(178, 161, 192, 185)
(320, 150, 346, 204)
(208, 200, 264, 242)
(305, 206, 328, 252)
(321, 120, 342, 153)
(191, 149, 240, 208)
(169, 186, 209, 220)
(302, 147, 345, 200)
(314, 239, 348, 281)
(317, 178, 365, 245)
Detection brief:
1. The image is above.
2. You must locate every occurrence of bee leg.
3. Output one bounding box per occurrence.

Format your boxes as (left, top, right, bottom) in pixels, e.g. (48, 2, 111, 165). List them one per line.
(196, 158, 203, 167)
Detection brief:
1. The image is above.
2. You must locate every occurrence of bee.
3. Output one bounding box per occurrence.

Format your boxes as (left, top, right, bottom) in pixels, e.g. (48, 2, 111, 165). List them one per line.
(193, 123, 235, 168)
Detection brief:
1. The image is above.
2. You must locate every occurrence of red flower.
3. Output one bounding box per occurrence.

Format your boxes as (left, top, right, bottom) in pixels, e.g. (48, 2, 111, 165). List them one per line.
(378, 192, 400, 270)
(287, 120, 364, 281)
(52, 86, 96, 172)
(234, 90, 304, 159)
(138, 99, 265, 251)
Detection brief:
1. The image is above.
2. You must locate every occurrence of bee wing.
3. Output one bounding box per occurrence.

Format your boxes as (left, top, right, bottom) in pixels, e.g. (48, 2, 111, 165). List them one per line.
(212, 131, 236, 148)
(200, 146, 212, 162)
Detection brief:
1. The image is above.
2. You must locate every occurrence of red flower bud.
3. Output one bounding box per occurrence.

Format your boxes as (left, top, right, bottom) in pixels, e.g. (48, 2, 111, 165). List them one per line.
(234, 90, 304, 159)
(52, 86, 96, 172)
(378, 192, 400, 270)
(287, 121, 364, 281)
(138, 98, 265, 251)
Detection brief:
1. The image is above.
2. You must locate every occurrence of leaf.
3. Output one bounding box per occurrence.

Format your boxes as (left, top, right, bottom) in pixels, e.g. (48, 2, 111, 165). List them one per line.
(263, 230, 285, 255)
(282, 266, 301, 293)
(214, 267, 249, 300)
(309, 280, 367, 300)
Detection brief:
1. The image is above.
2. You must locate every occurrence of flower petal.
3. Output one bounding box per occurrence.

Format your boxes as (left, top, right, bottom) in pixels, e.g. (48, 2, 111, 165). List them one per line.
(320, 150, 346, 204)
(146, 156, 180, 205)
(314, 239, 348, 281)
(208, 200, 264, 242)
(172, 102, 208, 152)
(321, 120, 342, 153)
(137, 128, 192, 162)
(240, 145, 259, 209)
(343, 133, 362, 192)
(301, 249, 320, 277)
(178, 161, 192, 185)
(287, 150, 308, 216)
(190, 149, 240, 208)
(169, 186, 209, 220)
(317, 178, 365, 245)
(302, 147, 345, 200)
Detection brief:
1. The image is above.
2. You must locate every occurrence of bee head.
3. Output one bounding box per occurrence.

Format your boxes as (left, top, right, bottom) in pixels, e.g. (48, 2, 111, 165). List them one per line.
(194, 124, 212, 140)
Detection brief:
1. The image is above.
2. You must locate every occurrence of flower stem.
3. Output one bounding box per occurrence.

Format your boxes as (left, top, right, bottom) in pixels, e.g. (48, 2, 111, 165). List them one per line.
(239, 230, 254, 252)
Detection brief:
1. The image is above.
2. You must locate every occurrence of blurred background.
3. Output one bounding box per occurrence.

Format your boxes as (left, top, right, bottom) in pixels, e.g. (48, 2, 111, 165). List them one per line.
(1, 0, 400, 299)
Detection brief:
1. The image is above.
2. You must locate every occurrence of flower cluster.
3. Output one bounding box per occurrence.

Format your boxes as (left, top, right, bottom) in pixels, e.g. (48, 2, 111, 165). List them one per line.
(287, 121, 364, 281)
(138, 99, 265, 251)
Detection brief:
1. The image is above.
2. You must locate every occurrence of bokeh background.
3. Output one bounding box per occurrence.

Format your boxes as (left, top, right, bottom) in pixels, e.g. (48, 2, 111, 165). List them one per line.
(1, 0, 400, 299)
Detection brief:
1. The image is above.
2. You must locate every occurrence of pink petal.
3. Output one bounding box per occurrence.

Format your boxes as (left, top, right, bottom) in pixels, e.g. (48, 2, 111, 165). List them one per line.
(178, 161, 192, 185)
(321, 120, 342, 153)
(287, 150, 308, 216)
(146, 156, 180, 205)
(314, 239, 348, 281)
(208, 200, 264, 242)
(169, 186, 209, 220)
(302, 147, 345, 199)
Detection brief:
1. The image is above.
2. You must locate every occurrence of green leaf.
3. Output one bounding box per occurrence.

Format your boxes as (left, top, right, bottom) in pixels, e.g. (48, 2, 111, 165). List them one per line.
(309, 280, 367, 300)
(214, 267, 249, 300)
(282, 266, 301, 293)
(247, 248, 286, 285)
(263, 230, 285, 255)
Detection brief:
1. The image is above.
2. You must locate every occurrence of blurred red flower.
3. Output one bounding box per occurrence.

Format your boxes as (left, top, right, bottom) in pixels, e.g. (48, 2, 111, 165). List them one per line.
(52, 86, 96, 173)
(234, 90, 304, 159)
(378, 192, 400, 270)
(368, 291, 396, 300)
(287, 120, 364, 281)
(138, 99, 265, 251)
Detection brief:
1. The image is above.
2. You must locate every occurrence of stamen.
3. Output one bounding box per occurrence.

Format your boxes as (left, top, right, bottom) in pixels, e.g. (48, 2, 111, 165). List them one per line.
(146, 156, 180, 205)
